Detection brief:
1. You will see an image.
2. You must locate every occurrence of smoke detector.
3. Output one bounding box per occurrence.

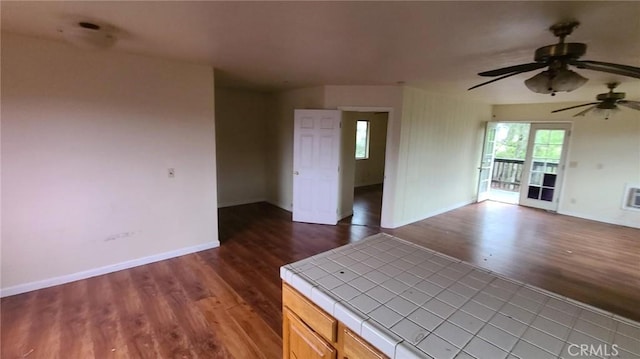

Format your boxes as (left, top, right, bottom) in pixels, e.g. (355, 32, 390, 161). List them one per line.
(58, 20, 118, 50)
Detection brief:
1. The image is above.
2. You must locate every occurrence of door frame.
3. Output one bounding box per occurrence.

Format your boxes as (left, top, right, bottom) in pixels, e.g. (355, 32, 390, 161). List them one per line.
(338, 106, 394, 228)
(519, 122, 572, 211)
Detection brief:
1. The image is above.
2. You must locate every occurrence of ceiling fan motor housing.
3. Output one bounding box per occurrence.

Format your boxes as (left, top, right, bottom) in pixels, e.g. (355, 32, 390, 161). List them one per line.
(597, 92, 625, 102)
(534, 43, 587, 63)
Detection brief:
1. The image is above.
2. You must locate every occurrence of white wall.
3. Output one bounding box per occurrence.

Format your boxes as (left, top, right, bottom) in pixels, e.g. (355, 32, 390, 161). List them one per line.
(393, 87, 492, 227)
(493, 103, 640, 228)
(354, 113, 388, 187)
(1, 34, 218, 295)
(266, 87, 325, 210)
(215, 88, 269, 207)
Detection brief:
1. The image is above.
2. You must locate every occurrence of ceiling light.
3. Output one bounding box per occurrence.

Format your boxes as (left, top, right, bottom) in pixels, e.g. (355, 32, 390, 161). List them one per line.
(59, 21, 117, 50)
(524, 68, 588, 95)
(592, 103, 620, 120)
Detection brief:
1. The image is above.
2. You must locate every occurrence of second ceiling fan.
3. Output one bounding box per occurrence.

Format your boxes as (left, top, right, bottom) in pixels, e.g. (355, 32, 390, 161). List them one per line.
(551, 83, 640, 119)
(469, 21, 640, 95)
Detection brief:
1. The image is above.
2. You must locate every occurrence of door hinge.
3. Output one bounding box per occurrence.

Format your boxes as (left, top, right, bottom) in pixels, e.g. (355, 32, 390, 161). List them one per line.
(567, 130, 571, 137)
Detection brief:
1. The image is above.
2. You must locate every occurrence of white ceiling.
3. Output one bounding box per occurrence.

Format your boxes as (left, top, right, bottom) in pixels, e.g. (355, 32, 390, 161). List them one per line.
(2, 1, 639, 104)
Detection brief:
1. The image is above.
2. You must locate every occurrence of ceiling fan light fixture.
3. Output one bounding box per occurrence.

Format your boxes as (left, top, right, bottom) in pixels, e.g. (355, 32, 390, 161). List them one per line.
(524, 71, 553, 94)
(552, 69, 588, 92)
(592, 105, 619, 120)
(524, 69, 587, 95)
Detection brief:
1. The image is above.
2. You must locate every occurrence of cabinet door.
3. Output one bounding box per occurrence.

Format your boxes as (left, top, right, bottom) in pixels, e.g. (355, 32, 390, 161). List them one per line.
(284, 308, 337, 359)
(343, 327, 387, 359)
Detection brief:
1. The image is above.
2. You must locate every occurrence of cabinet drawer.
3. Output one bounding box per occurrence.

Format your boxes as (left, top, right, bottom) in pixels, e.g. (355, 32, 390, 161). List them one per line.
(283, 283, 337, 342)
(343, 327, 387, 359)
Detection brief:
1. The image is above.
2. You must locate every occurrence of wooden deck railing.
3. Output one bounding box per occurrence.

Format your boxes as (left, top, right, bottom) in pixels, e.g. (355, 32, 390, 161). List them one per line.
(491, 158, 524, 191)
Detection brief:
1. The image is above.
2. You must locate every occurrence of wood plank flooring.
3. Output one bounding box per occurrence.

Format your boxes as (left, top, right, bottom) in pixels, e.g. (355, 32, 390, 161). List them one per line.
(339, 184, 383, 228)
(2, 193, 640, 358)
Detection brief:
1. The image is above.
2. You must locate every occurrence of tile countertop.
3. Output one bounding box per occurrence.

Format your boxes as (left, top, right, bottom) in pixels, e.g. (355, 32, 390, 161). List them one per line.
(280, 233, 640, 359)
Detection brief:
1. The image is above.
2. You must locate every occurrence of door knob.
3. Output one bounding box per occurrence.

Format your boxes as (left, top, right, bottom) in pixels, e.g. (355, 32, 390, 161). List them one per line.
(294, 171, 299, 175)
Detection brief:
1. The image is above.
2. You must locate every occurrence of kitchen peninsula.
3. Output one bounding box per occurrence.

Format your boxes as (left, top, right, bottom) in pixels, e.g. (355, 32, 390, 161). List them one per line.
(280, 233, 640, 359)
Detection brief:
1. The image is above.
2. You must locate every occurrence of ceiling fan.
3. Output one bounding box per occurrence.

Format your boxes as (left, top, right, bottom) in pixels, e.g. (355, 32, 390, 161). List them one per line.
(551, 82, 640, 119)
(469, 21, 640, 95)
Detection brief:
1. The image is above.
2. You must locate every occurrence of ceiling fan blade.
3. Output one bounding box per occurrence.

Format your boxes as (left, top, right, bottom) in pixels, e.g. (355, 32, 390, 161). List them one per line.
(569, 60, 640, 79)
(575, 60, 640, 74)
(551, 102, 600, 113)
(468, 70, 530, 90)
(573, 105, 597, 117)
(478, 62, 548, 77)
(618, 101, 640, 111)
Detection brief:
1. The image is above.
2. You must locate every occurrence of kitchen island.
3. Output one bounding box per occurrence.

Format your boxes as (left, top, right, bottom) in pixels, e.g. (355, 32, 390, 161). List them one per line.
(280, 233, 640, 359)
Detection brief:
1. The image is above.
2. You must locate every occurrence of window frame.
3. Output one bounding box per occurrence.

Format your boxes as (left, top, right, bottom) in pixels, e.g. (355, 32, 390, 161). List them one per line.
(355, 120, 370, 160)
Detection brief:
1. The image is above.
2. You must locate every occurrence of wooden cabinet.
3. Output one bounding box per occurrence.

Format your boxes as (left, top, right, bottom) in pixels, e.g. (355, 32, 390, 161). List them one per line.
(282, 283, 388, 359)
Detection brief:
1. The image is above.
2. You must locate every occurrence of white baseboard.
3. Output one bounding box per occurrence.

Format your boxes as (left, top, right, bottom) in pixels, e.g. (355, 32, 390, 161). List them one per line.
(557, 210, 640, 229)
(0, 241, 220, 298)
(386, 200, 474, 229)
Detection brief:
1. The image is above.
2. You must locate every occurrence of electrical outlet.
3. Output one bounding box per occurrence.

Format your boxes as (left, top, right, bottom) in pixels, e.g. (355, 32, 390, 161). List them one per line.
(168, 168, 175, 178)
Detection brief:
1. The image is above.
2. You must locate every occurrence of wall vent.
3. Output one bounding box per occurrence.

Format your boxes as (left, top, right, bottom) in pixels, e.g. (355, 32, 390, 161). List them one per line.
(622, 185, 640, 211)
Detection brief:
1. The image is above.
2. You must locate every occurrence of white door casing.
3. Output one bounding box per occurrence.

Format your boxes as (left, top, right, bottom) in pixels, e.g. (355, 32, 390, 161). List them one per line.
(293, 109, 342, 225)
(477, 122, 497, 202)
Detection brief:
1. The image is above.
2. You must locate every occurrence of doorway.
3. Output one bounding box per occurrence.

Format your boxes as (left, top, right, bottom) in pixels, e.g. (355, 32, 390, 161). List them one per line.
(478, 122, 530, 205)
(340, 111, 388, 227)
(478, 122, 571, 211)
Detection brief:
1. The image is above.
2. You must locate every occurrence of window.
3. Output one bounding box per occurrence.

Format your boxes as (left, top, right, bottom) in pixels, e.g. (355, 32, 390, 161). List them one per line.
(355, 120, 370, 159)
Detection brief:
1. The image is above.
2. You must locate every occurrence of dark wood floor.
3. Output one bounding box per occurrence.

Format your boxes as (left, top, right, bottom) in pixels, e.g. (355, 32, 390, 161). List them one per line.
(339, 184, 383, 228)
(2, 190, 640, 358)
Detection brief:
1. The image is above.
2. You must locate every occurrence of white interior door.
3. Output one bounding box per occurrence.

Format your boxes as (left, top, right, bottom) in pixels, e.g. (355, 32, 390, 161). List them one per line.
(477, 122, 497, 202)
(519, 123, 571, 211)
(293, 109, 342, 225)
